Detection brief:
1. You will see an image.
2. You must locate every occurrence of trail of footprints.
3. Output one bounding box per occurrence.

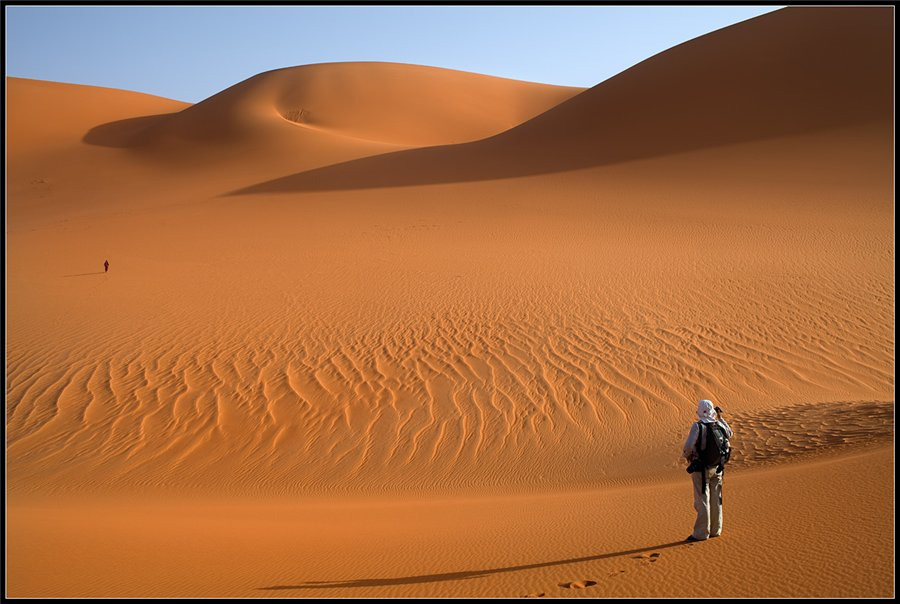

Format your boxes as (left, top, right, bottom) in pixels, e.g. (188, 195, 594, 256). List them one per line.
(523, 552, 666, 596)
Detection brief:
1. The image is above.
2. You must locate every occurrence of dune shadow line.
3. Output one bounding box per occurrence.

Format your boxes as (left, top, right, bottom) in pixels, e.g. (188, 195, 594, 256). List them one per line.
(82, 113, 176, 148)
(257, 539, 689, 591)
(223, 114, 887, 197)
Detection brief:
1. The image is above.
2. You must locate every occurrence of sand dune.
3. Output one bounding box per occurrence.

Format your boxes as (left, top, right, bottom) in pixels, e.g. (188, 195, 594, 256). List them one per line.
(7, 65, 583, 226)
(139, 62, 583, 148)
(233, 6, 893, 194)
(6, 78, 189, 157)
(6, 78, 192, 226)
(5, 5, 894, 598)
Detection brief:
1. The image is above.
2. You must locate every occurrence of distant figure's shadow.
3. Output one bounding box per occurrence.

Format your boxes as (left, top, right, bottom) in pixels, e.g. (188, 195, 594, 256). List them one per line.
(62, 271, 106, 277)
(257, 540, 690, 591)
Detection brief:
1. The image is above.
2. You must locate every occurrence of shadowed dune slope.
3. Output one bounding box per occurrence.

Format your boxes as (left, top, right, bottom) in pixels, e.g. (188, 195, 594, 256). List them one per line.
(232, 6, 893, 194)
(6, 78, 190, 158)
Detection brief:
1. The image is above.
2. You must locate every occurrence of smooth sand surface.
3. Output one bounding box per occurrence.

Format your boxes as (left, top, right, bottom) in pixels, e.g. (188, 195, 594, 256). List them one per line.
(6, 6, 894, 597)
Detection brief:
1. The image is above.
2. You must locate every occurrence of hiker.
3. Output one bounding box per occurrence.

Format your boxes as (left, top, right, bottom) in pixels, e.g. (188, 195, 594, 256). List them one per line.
(104, 260, 109, 273)
(683, 399, 733, 542)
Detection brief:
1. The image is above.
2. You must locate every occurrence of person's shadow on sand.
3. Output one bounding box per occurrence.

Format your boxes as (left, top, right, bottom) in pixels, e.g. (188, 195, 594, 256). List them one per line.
(257, 540, 690, 590)
(62, 271, 106, 277)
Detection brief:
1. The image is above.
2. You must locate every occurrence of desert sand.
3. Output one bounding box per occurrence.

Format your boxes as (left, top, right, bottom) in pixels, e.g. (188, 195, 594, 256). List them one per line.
(5, 6, 894, 598)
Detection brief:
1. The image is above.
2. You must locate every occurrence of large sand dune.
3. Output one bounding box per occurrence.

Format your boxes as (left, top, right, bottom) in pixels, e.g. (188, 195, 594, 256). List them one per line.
(234, 6, 892, 194)
(142, 62, 584, 148)
(5, 6, 894, 597)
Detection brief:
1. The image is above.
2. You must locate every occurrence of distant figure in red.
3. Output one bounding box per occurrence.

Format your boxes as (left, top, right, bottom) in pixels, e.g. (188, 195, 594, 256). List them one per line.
(104, 260, 109, 273)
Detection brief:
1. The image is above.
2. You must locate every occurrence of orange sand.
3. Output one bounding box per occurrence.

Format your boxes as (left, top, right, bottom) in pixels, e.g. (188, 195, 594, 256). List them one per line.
(5, 6, 894, 597)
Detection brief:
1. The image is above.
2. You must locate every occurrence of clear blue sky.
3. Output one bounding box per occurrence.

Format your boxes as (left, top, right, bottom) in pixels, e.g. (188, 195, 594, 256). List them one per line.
(5, 5, 782, 104)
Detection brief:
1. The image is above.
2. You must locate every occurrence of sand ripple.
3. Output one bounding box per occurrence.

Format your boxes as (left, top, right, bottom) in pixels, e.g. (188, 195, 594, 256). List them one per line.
(6, 300, 894, 497)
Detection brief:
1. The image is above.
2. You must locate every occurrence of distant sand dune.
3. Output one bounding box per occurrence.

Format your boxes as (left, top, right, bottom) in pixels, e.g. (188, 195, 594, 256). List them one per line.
(5, 78, 189, 156)
(231, 7, 892, 194)
(81, 62, 583, 155)
(7, 65, 583, 225)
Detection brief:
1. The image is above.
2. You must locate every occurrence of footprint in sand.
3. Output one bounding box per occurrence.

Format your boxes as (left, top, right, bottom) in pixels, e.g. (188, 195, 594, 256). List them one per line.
(558, 580, 597, 589)
(523, 593, 545, 598)
(633, 552, 662, 563)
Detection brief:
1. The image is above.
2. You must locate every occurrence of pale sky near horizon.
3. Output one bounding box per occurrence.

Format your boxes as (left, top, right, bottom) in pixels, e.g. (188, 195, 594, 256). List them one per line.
(5, 5, 782, 104)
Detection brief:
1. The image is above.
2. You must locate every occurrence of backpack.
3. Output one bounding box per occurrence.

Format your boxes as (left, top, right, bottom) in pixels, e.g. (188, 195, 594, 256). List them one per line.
(698, 421, 731, 470)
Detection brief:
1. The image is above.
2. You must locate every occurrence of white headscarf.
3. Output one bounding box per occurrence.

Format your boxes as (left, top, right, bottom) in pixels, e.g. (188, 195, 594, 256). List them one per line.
(697, 399, 718, 423)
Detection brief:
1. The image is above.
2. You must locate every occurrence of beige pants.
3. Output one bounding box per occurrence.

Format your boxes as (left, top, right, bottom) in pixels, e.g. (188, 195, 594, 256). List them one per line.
(691, 466, 723, 540)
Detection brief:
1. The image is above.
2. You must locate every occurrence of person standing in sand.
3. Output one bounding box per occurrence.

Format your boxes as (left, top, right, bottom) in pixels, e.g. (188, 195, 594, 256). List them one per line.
(683, 399, 733, 542)
(104, 259, 109, 273)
